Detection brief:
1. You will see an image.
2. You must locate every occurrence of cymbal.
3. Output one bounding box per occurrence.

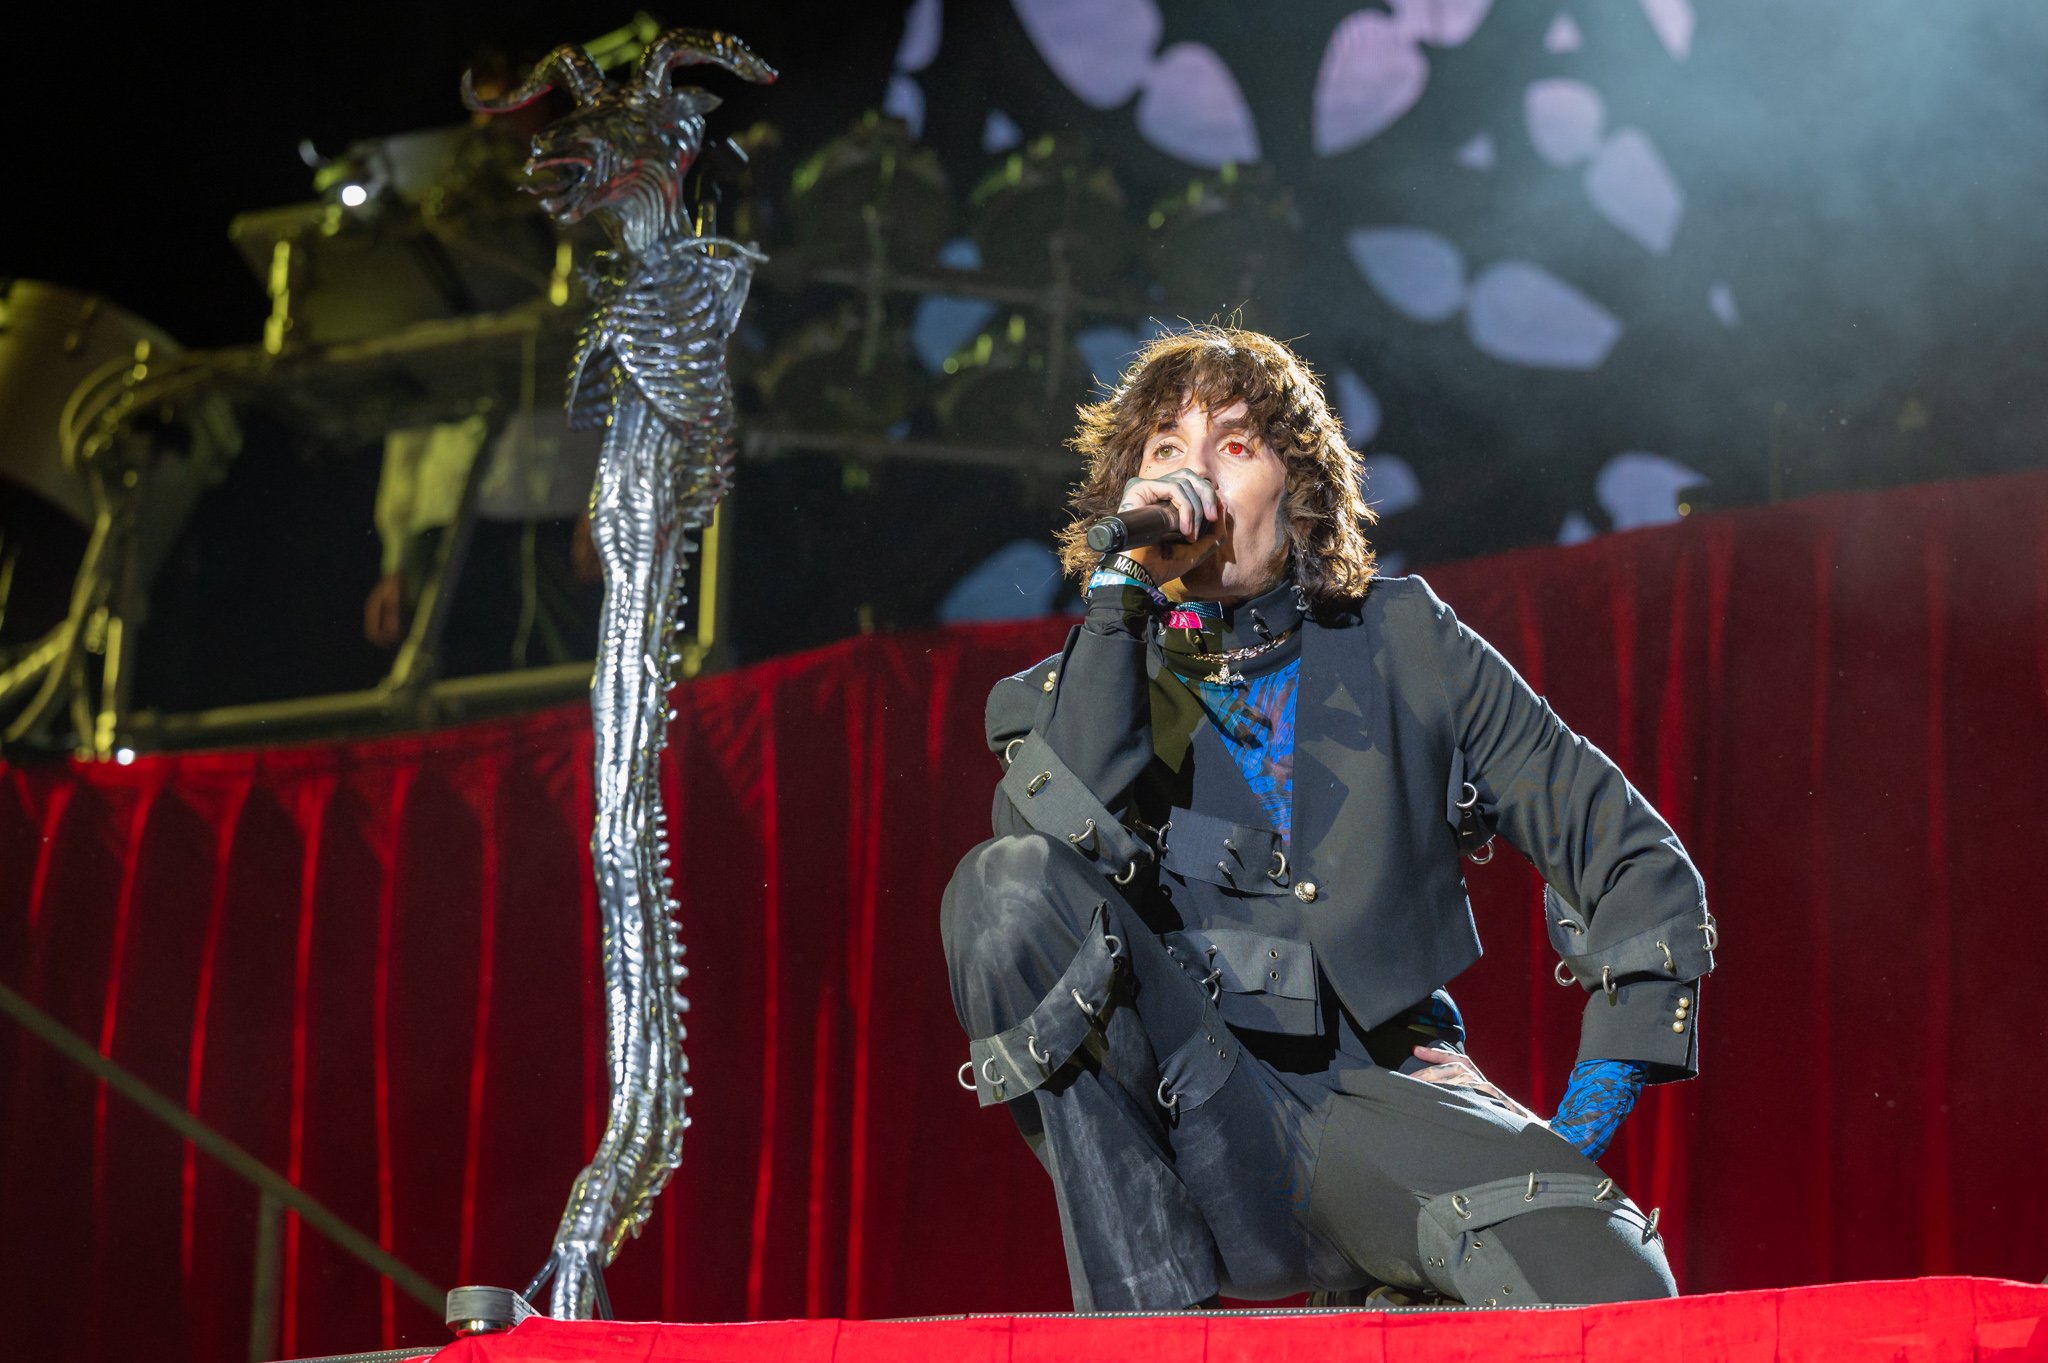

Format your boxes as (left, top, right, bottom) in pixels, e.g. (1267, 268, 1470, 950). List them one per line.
(970, 135, 1132, 297)
(788, 113, 955, 275)
(934, 319, 1093, 447)
(1140, 166, 1302, 335)
(755, 309, 918, 435)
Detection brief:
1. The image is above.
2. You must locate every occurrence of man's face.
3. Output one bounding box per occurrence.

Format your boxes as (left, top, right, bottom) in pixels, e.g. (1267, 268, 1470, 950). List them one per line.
(1137, 398, 1291, 602)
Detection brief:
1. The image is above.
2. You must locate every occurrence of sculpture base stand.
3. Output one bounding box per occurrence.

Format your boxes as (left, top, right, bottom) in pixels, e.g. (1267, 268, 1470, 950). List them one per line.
(445, 1285, 540, 1337)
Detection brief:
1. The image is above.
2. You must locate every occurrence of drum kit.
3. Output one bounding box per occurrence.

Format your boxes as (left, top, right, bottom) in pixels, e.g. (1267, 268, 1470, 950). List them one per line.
(751, 116, 1292, 452)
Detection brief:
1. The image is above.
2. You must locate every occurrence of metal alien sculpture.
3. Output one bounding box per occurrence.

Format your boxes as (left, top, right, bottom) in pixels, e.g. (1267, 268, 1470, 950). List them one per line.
(463, 29, 774, 1320)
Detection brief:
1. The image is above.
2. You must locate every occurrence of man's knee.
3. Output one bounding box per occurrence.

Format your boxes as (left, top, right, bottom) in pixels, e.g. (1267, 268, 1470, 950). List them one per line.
(945, 834, 1063, 961)
(1489, 1205, 1677, 1304)
(942, 833, 1103, 1033)
(1413, 1165, 1678, 1307)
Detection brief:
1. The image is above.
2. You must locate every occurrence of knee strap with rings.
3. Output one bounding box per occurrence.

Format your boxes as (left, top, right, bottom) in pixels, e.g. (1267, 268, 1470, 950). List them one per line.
(959, 903, 1126, 1107)
(1151, 993, 1239, 1119)
(1415, 1172, 1659, 1306)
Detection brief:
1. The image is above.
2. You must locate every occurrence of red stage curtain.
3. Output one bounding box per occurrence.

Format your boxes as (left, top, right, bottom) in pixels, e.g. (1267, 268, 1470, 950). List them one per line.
(4, 471, 2048, 1361)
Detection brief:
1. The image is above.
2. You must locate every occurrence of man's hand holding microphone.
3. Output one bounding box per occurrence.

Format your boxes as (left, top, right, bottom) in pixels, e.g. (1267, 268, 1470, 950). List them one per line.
(1089, 470, 1219, 596)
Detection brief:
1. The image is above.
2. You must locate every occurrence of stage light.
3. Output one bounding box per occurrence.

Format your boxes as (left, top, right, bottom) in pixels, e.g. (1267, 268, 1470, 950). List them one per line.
(115, 748, 135, 765)
(339, 183, 368, 207)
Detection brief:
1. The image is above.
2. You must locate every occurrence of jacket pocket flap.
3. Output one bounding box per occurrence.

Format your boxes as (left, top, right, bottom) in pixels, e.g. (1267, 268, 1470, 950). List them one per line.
(1163, 928, 1317, 1000)
(1160, 807, 1289, 896)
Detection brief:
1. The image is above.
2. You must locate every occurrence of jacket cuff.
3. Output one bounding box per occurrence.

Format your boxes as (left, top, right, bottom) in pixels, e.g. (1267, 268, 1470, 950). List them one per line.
(1576, 977, 1700, 1083)
(1084, 584, 1158, 640)
(1548, 886, 1717, 989)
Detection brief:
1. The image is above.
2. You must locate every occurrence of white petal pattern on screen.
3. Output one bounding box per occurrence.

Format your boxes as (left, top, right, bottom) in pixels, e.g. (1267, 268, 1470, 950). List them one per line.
(938, 541, 1067, 623)
(1333, 368, 1384, 446)
(1392, 0, 1495, 48)
(1361, 455, 1424, 514)
(1466, 261, 1622, 369)
(1595, 452, 1707, 530)
(1074, 325, 1143, 391)
(882, 73, 925, 138)
(1312, 2, 1496, 156)
(1709, 282, 1740, 328)
(1638, 0, 1696, 61)
(1456, 131, 1497, 169)
(1011, 0, 1161, 109)
(1137, 43, 1262, 166)
(1584, 127, 1684, 255)
(1346, 227, 1468, 323)
(1014, 1, 1259, 167)
(1525, 77, 1606, 166)
(982, 108, 1023, 153)
(1313, 10, 1430, 155)
(895, 0, 943, 72)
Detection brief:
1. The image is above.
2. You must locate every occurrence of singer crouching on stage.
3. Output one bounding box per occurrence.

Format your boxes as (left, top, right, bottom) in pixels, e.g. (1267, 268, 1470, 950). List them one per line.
(941, 326, 1717, 1310)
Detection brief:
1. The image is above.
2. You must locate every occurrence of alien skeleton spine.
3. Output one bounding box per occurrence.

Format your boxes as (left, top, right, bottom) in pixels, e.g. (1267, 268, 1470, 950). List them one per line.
(465, 29, 775, 1321)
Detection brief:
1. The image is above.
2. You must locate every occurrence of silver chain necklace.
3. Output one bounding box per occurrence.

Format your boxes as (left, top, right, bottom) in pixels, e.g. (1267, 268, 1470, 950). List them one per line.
(1188, 627, 1296, 685)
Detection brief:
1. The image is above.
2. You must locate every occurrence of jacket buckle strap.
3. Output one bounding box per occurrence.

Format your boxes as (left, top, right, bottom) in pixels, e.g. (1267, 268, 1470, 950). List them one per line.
(961, 905, 1125, 1108)
(1159, 807, 1287, 896)
(1555, 907, 1717, 990)
(1446, 755, 1499, 863)
(998, 731, 1149, 882)
(1417, 1173, 1658, 1305)
(1154, 999, 1238, 1118)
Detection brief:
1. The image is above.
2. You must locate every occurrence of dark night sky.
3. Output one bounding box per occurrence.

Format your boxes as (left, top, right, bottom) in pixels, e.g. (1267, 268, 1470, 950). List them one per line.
(11, 4, 901, 350)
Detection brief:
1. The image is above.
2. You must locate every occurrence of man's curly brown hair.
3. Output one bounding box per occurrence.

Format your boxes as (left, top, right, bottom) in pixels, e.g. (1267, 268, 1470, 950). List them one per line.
(1055, 325, 1376, 606)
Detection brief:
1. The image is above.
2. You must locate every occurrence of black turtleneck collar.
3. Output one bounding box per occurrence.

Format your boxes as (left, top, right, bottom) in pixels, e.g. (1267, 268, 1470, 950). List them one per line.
(1157, 576, 1306, 682)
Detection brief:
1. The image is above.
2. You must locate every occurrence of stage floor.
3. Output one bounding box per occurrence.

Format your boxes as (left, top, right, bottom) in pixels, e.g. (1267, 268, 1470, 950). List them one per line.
(387, 1277, 2045, 1362)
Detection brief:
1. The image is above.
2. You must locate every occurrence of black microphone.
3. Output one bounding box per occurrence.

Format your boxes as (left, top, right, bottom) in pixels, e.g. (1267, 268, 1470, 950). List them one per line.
(1087, 505, 1206, 553)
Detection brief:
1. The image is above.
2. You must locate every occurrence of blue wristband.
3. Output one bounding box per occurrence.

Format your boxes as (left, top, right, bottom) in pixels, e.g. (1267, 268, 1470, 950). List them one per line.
(1086, 569, 1168, 609)
(1551, 1058, 1647, 1159)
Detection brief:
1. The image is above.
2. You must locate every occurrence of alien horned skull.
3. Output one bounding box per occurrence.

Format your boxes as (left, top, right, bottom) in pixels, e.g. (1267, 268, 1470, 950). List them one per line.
(461, 28, 775, 231)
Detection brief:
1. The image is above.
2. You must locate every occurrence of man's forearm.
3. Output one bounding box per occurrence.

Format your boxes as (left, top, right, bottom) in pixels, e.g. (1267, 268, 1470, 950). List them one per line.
(1030, 586, 1157, 807)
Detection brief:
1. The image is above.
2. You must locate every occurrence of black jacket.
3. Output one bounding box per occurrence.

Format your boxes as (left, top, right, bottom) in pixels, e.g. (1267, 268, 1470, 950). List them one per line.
(985, 575, 1713, 1081)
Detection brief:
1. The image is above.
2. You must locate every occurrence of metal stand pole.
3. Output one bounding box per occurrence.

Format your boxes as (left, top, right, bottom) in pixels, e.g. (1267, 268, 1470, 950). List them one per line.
(249, 1191, 285, 1362)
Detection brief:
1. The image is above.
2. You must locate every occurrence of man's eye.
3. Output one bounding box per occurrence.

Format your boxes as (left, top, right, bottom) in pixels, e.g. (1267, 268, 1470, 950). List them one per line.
(1225, 441, 1247, 455)
(1151, 445, 1180, 461)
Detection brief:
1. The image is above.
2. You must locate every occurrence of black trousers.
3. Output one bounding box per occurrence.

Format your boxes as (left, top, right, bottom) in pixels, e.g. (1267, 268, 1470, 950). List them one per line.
(941, 832, 1679, 1311)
